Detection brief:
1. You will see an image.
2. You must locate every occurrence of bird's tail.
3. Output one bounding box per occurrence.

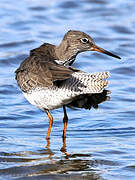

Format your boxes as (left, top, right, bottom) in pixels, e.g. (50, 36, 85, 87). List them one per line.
(67, 89, 111, 110)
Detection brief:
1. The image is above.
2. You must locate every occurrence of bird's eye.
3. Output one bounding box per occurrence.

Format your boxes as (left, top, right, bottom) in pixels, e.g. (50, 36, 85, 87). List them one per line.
(80, 38, 89, 44)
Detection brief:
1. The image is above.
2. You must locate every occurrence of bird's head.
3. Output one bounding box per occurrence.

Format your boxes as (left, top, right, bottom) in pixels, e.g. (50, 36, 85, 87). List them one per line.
(63, 30, 121, 59)
(55, 30, 121, 66)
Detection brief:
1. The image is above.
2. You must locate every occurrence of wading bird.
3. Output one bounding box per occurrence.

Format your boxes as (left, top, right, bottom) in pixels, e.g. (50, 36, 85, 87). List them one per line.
(15, 30, 120, 140)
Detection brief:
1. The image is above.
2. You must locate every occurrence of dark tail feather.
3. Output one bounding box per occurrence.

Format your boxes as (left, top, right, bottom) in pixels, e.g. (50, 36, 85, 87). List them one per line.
(67, 90, 110, 110)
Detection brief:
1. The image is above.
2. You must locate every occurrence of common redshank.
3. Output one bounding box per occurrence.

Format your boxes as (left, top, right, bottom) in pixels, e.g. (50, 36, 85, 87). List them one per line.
(15, 30, 120, 139)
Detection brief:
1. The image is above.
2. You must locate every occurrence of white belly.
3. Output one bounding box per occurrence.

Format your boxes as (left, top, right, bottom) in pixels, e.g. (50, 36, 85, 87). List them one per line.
(23, 86, 78, 110)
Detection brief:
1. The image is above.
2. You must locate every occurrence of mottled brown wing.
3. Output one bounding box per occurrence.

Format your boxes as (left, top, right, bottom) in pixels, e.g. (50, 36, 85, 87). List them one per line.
(15, 56, 73, 92)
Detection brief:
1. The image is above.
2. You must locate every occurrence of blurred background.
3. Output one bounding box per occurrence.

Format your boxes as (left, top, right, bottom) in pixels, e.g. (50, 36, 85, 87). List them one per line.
(0, 0, 135, 179)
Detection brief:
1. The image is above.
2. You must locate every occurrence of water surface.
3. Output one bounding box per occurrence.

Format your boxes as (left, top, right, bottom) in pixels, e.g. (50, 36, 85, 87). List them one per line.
(0, 0, 135, 179)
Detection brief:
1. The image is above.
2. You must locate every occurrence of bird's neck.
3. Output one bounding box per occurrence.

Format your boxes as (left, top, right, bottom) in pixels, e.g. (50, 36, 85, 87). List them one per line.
(55, 40, 78, 65)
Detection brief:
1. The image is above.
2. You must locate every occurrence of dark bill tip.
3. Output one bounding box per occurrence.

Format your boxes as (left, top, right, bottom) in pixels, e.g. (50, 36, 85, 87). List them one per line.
(92, 44, 121, 59)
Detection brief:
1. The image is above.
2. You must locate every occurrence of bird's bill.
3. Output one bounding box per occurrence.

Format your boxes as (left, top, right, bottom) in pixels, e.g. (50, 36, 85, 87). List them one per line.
(91, 44, 121, 59)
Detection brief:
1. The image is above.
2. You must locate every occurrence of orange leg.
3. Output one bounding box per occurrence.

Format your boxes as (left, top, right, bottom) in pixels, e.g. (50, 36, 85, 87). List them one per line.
(45, 110, 53, 140)
(62, 106, 68, 139)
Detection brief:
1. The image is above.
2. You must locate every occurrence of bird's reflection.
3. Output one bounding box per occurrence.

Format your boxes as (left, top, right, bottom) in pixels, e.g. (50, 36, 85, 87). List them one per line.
(45, 139, 54, 159)
(45, 137, 70, 158)
(60, 137, 70, 157)
(45, 137, 92, 161)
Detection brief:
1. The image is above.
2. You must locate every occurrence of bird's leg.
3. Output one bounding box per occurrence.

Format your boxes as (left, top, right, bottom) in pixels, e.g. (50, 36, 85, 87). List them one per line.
(62, 106, 68, 139)
(45, 110, 53, 140)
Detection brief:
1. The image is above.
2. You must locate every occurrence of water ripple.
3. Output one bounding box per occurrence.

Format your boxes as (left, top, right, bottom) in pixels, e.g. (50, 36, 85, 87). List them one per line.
(0, 0, 135, 179)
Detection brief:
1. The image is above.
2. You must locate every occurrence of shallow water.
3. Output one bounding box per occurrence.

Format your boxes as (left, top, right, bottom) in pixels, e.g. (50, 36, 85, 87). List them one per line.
(0, 0, 135, 179)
